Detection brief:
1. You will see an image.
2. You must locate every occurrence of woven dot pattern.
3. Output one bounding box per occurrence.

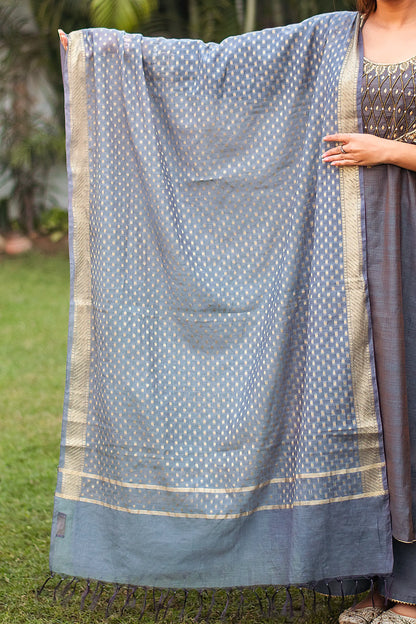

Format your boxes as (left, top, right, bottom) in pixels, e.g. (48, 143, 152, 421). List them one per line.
(65, 13, 375, 517)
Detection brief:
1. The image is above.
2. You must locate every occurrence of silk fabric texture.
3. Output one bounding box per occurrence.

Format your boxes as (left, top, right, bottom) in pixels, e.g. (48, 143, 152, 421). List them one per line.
(50, 12, 398, 589)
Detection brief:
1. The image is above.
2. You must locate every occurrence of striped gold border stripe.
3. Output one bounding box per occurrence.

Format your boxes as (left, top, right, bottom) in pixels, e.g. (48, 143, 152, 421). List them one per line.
(60, 31, 92, 500)
(338, 19, 384, 494)
(55, 489, 388, 520)
(59, 461, 385, 495)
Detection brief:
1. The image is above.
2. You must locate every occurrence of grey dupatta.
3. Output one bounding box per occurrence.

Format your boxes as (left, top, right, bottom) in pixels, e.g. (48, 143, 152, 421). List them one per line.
(50, 12, 393, 589)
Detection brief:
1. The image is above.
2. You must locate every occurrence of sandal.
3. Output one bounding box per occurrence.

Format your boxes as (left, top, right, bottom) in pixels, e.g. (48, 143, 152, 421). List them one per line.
(372, 610, 416, 624)
(339, 606, 385, 624)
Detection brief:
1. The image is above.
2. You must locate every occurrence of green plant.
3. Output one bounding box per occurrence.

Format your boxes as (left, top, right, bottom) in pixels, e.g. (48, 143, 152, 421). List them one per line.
(90, 0, 158, 30)
(38, 207, 68, 242)
(0, 4, 65, 234)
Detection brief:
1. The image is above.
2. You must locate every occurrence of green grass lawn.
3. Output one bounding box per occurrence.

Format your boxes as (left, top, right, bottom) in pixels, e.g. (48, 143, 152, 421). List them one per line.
(0, 250, 345, 623)
(0, 251, 71, 623)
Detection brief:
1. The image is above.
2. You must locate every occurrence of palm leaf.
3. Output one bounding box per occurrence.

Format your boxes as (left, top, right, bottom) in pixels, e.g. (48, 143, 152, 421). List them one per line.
(90, 0, 158, 31)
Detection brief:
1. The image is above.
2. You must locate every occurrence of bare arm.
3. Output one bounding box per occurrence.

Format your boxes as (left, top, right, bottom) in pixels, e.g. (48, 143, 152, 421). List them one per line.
(322, 133, 416, 172)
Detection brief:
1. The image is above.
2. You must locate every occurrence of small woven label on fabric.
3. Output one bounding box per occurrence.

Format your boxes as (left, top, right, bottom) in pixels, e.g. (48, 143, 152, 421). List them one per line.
(56, 512, 66, 538)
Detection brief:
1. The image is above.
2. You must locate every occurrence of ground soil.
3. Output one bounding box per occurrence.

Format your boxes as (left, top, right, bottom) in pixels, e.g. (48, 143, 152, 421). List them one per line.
(31, 234, 69, 255)
(0, 233, 69, 256)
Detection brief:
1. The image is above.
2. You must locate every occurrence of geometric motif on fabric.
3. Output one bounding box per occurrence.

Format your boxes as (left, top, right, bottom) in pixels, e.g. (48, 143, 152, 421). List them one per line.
(362, 56, 416, 140)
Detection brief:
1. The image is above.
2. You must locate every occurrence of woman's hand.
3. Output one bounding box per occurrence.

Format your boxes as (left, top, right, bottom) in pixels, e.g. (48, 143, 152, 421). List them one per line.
(58, 29, 68, 51)
(322, 133, 391, 167)
(322, 132, 416, 172)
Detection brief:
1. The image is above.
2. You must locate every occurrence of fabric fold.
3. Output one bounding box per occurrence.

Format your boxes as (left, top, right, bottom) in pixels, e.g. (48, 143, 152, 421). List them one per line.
(51, 12, 393, 589)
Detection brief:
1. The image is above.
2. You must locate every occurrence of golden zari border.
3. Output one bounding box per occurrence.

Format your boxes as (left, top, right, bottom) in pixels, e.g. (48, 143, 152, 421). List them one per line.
(55, 489, 388, 520)
(338, 18, 385, 494)
(59, 461, 386, 495)
(60, 31, 92, 500)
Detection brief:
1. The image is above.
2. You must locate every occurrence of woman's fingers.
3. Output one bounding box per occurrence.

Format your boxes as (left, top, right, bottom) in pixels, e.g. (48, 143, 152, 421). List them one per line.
(58, 29, 68, 51)
(324, 156, 356, 167)
(321, 133, 388, 167)
(322, 134, 349, 160)
(323, 133, 350, 143)
(322, 147, 347, 158)
(321, 146, 350, 164)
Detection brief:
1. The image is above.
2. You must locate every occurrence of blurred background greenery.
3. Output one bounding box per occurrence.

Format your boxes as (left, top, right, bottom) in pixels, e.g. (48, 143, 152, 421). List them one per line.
(0, 0, 355, 240)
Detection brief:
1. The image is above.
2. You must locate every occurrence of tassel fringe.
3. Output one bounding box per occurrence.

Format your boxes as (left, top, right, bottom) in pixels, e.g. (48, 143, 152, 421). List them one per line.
(37, 574, 383, 621)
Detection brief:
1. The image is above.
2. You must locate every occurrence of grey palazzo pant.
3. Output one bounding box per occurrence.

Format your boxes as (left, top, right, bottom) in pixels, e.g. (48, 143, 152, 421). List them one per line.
(364, 164, 416, 604)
